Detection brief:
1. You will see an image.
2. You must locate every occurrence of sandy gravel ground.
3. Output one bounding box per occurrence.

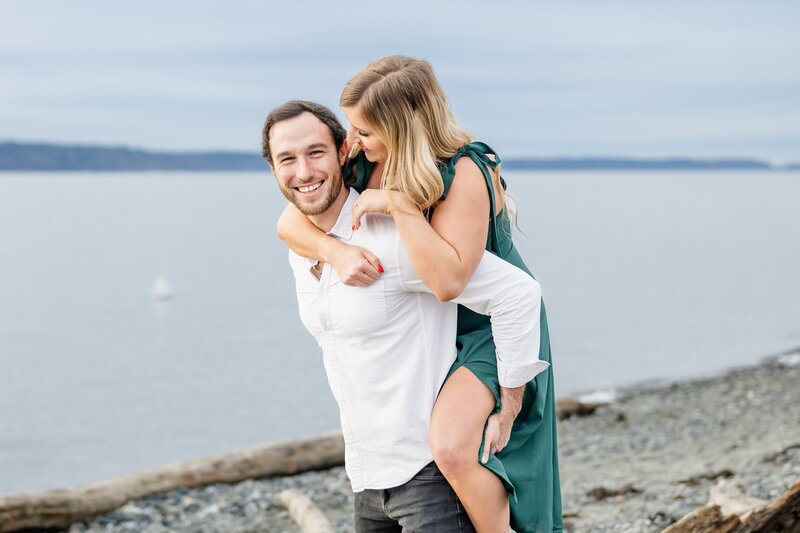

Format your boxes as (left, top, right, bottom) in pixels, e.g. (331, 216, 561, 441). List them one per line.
(67, 354, 800, 532)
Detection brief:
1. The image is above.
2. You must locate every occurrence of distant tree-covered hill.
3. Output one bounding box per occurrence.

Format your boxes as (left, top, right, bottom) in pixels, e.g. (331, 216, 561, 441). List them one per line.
(0, 141, 785, 171)
(0, 142, 265, 171)
(500, 157, 774, 171)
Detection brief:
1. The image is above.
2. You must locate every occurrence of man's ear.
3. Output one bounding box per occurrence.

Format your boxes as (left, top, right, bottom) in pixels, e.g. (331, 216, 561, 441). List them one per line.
(268, 160, 276, 175)
(339, 139, 349, 166)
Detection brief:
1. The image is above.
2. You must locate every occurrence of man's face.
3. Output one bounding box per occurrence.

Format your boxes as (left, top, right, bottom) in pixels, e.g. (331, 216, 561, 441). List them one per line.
(269, 112, 347, 216)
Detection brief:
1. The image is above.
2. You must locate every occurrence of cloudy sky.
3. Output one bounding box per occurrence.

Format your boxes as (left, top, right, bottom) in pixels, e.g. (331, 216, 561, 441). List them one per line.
(2, 1, 798, 162)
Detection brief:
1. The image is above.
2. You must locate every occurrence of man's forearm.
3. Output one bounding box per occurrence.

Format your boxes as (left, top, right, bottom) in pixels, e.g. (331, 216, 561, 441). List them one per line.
(500, 384, 525, 419)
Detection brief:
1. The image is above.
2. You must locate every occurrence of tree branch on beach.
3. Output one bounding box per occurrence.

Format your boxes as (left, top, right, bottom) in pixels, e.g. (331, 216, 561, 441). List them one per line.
(275, 489, 334, 533)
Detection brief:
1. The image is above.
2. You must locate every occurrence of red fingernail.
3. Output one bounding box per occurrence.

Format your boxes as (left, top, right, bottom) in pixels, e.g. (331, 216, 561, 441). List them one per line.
(351, 225, 355, 230)
(377, 264, 384, 273)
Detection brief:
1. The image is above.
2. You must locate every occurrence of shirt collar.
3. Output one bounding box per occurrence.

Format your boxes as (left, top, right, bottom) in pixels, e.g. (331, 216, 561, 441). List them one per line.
(327, 188, 358, 242)
(298, 188, 357, 270)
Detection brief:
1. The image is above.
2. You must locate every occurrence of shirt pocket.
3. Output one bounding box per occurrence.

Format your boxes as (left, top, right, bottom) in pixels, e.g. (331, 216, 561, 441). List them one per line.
(295, 284, 324, 339)
(327, 275, 388, 337)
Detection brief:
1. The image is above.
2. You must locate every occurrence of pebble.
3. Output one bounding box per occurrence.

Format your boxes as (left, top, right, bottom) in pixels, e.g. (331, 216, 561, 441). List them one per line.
(67, 359, 800, 532)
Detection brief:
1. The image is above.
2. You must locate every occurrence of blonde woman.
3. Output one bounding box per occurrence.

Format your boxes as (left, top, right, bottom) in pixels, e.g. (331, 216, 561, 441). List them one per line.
(277, 56, 561, 533)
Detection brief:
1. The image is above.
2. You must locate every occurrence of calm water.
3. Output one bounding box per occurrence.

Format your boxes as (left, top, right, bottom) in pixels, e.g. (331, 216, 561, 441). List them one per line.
(1, 170, 798, 494)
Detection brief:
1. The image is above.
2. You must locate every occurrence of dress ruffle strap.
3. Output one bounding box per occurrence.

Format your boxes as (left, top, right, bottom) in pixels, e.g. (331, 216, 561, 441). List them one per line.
(439, 142, 505, 254)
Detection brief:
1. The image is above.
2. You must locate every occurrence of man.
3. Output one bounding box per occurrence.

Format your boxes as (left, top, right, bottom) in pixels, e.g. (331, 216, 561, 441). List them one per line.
(263, 100, 547, 531)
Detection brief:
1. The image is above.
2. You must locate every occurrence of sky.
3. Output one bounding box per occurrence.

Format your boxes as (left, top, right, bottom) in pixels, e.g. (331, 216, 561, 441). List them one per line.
(1, 1, 798, 163)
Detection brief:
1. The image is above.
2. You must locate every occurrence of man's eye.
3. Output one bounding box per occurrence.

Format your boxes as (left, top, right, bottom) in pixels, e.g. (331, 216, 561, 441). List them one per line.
(280, 157, 295, 164)
(310, 150, 323, 156)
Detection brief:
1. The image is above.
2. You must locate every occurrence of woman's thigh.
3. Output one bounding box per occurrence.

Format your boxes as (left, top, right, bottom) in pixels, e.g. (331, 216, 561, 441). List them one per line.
(430, 366, 495, 450)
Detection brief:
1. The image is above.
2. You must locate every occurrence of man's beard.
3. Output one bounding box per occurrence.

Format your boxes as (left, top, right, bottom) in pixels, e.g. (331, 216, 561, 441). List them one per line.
(281, 175, 341, 216)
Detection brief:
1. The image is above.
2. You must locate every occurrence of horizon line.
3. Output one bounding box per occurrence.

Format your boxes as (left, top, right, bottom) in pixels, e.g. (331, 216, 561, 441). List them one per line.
(0, 140, 797, 170)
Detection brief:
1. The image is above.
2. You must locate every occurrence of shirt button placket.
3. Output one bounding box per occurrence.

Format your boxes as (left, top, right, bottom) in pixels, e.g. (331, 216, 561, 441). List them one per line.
(318, 267, 331, 332)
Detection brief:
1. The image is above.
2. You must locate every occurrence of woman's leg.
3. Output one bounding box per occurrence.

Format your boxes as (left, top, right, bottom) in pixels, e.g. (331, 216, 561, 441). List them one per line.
(429, 366, 509, 533)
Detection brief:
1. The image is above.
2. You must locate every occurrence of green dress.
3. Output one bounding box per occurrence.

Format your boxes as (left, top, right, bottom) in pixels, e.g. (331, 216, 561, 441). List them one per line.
(346, 143, 563, 533)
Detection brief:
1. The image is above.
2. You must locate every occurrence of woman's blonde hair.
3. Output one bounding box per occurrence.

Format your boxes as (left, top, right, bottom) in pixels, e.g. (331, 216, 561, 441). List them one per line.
(340, 55, 473, 211)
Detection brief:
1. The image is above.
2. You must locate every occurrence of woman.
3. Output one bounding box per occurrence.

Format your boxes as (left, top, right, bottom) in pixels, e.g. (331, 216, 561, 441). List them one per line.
(277, 56, 561, 533)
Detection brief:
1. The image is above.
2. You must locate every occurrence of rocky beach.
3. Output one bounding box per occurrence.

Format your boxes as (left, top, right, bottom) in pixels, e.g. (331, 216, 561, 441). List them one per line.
(35, 353, 800, 532)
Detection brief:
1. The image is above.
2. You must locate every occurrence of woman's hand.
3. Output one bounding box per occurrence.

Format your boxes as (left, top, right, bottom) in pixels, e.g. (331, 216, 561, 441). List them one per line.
(329, 242, 384, 287)
(351, 189, 390, 230)
(480, 410, 515, 464)
(352, 189, 414, 230)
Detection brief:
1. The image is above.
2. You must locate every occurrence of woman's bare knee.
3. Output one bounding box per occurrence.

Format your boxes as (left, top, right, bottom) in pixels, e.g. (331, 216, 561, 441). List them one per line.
(429, 426, 477, 475)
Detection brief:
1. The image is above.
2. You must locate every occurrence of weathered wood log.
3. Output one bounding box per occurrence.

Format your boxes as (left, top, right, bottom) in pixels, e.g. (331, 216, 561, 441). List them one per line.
(710, 479, 768, 519)
(662, 504, 741, 533)
(736, 478, 800, 532)
(586, 483, 642, 501)
(556, 397, 606, 420)
(275, 489, 334, 533)
(0, 431, 344, 533)
(663, 478, 800, 533)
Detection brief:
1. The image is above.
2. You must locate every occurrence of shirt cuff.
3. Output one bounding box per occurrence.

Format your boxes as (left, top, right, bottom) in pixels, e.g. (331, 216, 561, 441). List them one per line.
(498, 360, 550, 388)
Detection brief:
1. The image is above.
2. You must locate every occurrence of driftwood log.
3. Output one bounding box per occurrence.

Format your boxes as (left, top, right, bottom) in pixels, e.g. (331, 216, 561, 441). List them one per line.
(0, 431, 344, 533)
(663, 478, 800, 533)
(555, 397, 606, 420)
(662, 505, 741, 533)
(737, 478, 800, 532)
(275, 489, 334, 533)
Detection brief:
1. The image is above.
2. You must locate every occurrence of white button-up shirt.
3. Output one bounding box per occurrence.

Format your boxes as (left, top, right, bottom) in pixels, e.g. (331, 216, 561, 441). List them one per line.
(288, 188, 548, 492)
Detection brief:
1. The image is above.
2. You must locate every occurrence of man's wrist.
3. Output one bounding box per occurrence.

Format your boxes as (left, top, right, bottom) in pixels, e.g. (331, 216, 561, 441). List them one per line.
(499, 403, 521, 421)
(499, 385, 525, 419)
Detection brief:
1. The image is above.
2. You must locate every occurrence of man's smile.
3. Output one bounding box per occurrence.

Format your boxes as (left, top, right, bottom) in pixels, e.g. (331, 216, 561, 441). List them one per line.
(295, 180, 323, 193)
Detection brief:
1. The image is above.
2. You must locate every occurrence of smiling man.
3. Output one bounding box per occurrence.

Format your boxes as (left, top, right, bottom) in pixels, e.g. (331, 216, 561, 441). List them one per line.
(268, 108, 348, 218)
(262, 100, 547, 532)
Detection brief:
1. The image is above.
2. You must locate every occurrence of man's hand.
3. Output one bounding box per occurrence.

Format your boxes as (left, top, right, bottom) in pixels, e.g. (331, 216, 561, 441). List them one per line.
(480, 385, 526, 463)
(481, 411, 514, 464)
(329, 243, 383, 287)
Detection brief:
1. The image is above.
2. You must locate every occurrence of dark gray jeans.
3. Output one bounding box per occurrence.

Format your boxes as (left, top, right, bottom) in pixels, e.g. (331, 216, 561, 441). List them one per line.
(354, 462, 476, 532)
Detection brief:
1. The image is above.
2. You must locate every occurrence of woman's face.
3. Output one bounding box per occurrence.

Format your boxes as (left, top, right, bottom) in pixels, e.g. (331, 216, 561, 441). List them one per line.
(343, 105, 388, 163)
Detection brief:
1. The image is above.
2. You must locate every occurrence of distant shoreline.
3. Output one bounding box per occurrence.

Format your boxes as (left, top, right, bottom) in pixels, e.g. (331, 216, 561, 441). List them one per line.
(1, 141, 797, 172)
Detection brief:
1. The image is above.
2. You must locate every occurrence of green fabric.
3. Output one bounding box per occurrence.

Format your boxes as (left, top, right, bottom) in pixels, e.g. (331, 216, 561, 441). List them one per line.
(343, 151, 373, 191)
(349, 144, 563, 532)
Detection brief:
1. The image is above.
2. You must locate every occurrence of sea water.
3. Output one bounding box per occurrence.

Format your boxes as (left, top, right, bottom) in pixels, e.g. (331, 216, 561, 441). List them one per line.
(1, 170, 798, 493)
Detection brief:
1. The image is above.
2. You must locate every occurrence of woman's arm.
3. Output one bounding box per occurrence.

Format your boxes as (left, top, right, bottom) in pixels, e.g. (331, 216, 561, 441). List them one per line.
(398, 240, 547, 457)
(352, 157, 531, 434)
(352, 158, 492, 301)
(277, 203, 383, 287)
